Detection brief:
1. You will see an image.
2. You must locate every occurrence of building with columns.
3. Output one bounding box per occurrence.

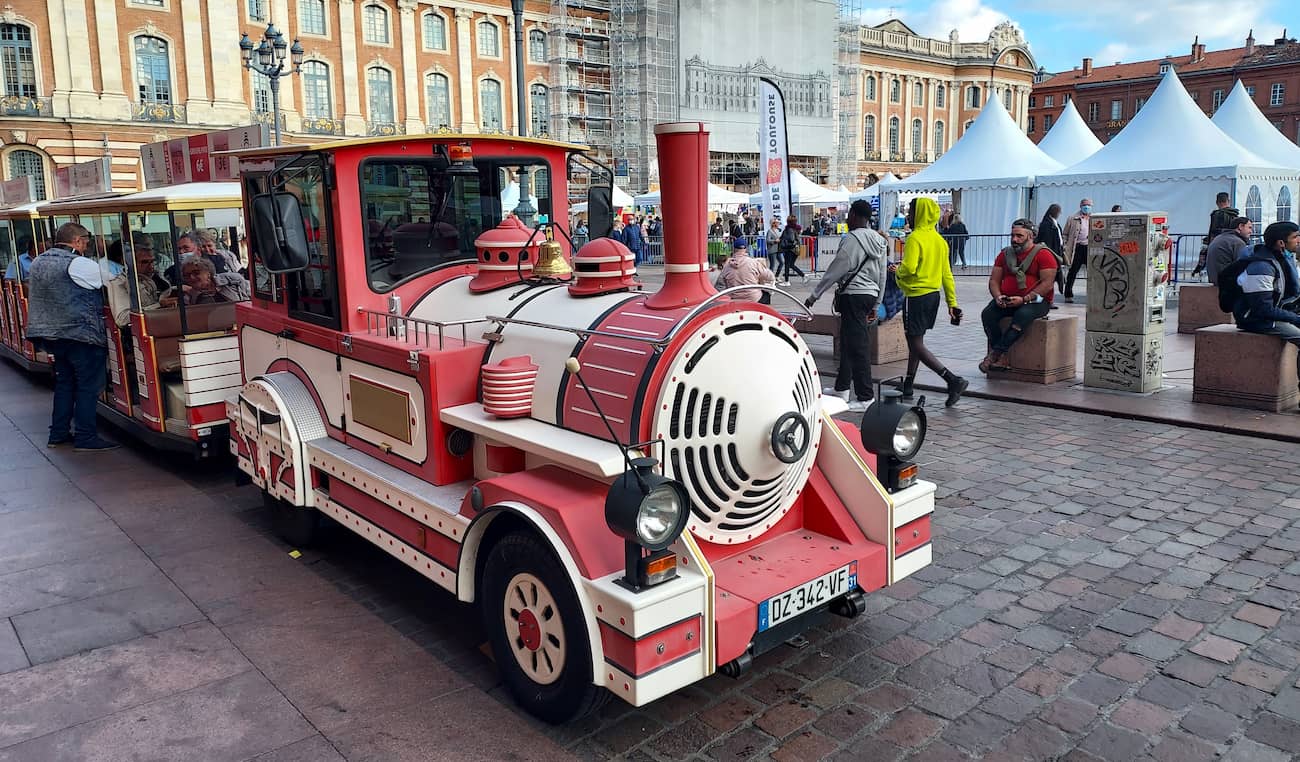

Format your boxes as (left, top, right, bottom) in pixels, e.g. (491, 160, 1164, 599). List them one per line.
(852, 20, 1037, 186)
(0, 0, 564, 199)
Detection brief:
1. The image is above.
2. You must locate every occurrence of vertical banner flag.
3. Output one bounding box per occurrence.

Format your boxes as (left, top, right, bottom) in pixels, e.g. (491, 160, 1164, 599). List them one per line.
(758, 77, 793, 229)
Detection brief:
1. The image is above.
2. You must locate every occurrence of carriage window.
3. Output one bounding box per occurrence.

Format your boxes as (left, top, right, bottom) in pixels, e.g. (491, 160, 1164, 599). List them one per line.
(360, 156, 552, 292)
(247, 156, 338, 326)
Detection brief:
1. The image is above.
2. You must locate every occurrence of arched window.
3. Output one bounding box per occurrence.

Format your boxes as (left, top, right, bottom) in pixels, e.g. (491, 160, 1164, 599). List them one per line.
(863, 114, 876, 151)
(299, 0, 326, 36)
(478, 20, 500, 57)
(888, 116, 899, 154)
(0, 24, 37, 98)
(911, 119, 922, 154)
(1278, 186, 1293, 223)
(7, 148, 46, 200)
(426, 72, 451, 128)
(864, 75, 876, 101)
(423, 12, 446, 50)
(1245, 185, 1263, 227)
(529, 83, 548, 136)
(135, 36, 171, 104)
(301, 61, 332, 118)
(933, 121, 945, 153)
(936, 84, 945, 109)
(480, 78, 503, 130)
(966, 85, 980, 108)
(528, 29, 546, 62)
(890, 79, 900, 103)
(913, 81, 923, 106)
(363, 5, 389, 44)
(366, 67, 394, 123)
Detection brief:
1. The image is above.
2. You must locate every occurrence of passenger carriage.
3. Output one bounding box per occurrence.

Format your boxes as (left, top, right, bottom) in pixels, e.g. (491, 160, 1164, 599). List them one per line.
(0, 201, 53, 372)
(226, 125, 937, 722)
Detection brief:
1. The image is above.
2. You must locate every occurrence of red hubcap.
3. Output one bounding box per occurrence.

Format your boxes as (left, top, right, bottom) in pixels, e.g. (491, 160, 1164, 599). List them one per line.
(517, 609, 541, 651)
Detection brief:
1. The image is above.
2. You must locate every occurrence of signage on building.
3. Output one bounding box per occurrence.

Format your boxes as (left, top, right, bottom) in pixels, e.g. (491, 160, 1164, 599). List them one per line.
(52, 157, 112, 200)
(0, 176, 35, 206)
(140, 125, 269, 188)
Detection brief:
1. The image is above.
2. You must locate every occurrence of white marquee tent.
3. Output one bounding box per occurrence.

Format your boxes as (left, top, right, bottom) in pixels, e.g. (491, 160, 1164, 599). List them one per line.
(1036, 100, 1103, 167)
(849, 172, 899, 201)
(746, 169, 850, 207)
(1212, 81, 1300, 171)
(880, 97, 1063, 236)
(633, 183, 748, 209)
(1037, 70, 1296, 234)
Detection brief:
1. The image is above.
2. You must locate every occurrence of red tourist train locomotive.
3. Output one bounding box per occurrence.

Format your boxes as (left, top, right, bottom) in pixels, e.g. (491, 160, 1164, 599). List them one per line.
(226, 122, 936, 722)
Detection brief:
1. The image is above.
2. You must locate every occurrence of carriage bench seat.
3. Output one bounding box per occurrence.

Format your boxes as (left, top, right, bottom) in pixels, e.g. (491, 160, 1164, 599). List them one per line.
(1193, 324, 1300, 412)
(800, 313, 907, 365)
(1178, 284, 1231, 334)
(141, 303, 239, 373)
(993, 315, 1078, 385)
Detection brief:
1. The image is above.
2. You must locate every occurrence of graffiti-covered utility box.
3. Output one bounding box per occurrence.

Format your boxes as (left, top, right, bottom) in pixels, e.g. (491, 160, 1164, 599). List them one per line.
(1084, 327, 1164, 394)
(1084, 212, 1170, 335)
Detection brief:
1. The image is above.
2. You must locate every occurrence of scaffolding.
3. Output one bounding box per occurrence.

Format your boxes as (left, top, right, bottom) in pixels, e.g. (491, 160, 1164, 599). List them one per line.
(548, 0, 613, 198)
(832, 0, 864, 188)
(610, 0, 677, 194)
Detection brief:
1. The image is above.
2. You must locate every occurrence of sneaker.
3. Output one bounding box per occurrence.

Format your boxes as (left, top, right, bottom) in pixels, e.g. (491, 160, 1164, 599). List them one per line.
(822, 386, 850, 401)
(846, 399, 871, 412)
(74, 438, 119, 452)
(1064, 296, 1074, 303)
(945, 376, 969, 407)
(46, 437, 72, 448)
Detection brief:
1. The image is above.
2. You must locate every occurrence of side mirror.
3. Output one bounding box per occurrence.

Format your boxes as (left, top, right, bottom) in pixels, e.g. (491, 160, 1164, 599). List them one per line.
(250, 192, 310, 273)
(587, 184, 614, 241)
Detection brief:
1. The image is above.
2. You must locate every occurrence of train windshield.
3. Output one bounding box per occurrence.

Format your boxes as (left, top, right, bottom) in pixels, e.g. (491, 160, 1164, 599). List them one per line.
(360, 158, 552, 292)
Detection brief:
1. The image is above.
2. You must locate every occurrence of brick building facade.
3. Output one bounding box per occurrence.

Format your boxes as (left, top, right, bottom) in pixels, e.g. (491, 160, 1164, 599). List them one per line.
(1029, 32, 1300, 147)
(0, 0, 557, 199)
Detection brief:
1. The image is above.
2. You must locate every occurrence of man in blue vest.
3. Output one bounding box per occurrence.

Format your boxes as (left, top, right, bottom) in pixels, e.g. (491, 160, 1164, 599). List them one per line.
(26, 222, 118, 451)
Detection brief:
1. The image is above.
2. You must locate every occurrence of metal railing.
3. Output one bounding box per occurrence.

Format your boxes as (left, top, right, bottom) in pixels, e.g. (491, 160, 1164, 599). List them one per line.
(367, 121, 405, 137)
(356, 308, 487, 350)
(302, 117, 343, 136)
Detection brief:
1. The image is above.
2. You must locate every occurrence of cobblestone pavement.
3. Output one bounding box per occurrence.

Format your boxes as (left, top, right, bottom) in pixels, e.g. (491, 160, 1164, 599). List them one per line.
(193, 395, 1300, 761)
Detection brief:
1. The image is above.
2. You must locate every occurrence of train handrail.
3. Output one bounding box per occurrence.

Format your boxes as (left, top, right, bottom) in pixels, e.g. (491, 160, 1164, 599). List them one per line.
(355, 307, 490, 350)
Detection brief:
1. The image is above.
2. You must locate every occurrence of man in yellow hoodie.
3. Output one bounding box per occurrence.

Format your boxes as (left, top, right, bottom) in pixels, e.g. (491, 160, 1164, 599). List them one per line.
(894, 197, 968, 406)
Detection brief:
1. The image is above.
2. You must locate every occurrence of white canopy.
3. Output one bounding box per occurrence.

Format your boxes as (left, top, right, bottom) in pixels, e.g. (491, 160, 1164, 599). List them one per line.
(747, 169, 850, 206)
(500, 181, 538, 212)
(1212, 81, 1300, 169)
(634, 183, 748, 208)
(1036, 100, 1103, 167)
(883, 98, 1062, 235)
(1039, 70, 1296, 233)
(850, 172, 899, 201)
(570, 184, 636, 214)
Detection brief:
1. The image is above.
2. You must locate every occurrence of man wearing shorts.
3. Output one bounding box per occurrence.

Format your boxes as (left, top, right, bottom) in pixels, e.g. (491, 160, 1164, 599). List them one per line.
(894, 197, 967, 406)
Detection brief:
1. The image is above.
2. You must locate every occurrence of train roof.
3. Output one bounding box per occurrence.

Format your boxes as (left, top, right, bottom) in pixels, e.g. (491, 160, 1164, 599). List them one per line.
(0, 201, 45, 220)
(219, 131, 589, 161)
(36, 181, 243, 215)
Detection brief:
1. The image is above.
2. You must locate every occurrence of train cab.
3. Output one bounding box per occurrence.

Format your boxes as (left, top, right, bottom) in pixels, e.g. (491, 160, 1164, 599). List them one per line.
(0, 201, 52, 371)
(37, 182, 246, 456)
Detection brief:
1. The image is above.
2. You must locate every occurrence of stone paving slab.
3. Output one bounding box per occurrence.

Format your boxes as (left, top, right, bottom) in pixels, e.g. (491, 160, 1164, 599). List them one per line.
(0, 620, 26, 676)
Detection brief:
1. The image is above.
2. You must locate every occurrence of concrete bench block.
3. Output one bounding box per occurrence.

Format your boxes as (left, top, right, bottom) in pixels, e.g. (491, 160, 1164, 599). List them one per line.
(995, 315, 1078, 384)
(1178, 284, 1231, 334)
(869, 318, 907, 365)
(1193, 324, 1299, 412)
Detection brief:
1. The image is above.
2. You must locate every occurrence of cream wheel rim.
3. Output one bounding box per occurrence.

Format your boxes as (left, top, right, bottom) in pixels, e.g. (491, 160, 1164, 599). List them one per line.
(503, 572, 566, 685)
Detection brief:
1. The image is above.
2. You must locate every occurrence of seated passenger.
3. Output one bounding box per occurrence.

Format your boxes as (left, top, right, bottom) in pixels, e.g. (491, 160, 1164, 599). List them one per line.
(131, 235, 170, 310)
(165, 255, 250, 306)
(715, 237, 775, 302)
(1205, 216, 1253, 285)
(4, 235, 36, 280)
(194, 229, 241, 274)
(979, 218, 1057, 373)
(1229, 222, 1300, 405)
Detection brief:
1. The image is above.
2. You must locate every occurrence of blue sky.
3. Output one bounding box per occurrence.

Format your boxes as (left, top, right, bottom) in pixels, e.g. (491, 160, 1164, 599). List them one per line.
(857, 0, 1288, 73)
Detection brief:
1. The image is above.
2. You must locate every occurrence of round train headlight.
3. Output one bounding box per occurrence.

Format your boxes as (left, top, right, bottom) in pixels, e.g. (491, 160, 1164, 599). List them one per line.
(861, 389, 927, 460)
(606, 457, 690, 552)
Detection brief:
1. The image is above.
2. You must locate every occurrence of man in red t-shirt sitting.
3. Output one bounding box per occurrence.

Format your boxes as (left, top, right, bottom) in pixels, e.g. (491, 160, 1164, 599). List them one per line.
(979, 218, 1059, 373)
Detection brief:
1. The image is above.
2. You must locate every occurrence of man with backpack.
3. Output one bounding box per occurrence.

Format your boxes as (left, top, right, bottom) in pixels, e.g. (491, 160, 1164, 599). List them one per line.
(805, 200, 888, 410)
(1219, 221, 1300, 401)
(979, 219, 1058, 373)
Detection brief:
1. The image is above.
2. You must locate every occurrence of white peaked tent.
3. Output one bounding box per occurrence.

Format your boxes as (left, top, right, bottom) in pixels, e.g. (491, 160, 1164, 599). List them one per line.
(633, 183, 748, 209)
(1037, 100, 1103, 167)
(881, 97, 1063, 235)
(569, 184, 635, 214)
(747, 170, 850, 206)
(1213, 81, 1300, 170)
(850, 172, 900, 201)
(1039, 70, 1296, 233)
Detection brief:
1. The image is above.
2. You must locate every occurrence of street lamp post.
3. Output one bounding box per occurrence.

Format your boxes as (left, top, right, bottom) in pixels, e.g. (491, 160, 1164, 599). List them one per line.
(509, 0, 537, 225)
(239, 24, 304, 146)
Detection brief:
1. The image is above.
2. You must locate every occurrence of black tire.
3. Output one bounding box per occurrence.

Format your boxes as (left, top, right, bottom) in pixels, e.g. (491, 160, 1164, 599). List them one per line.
(263, 490, 320, 548)
(480, 531, 608, 724)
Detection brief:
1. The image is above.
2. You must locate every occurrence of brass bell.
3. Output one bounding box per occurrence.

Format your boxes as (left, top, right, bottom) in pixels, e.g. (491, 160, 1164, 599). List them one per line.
(532, 229, 572, 280)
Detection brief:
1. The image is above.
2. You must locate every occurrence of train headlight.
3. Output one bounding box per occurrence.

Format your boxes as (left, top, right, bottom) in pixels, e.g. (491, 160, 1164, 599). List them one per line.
(860, 389, 927, 491)
(606, 457, 689, 590)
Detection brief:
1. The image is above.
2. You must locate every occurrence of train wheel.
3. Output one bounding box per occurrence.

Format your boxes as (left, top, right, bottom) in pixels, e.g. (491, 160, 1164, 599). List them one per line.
(263, 490, 320, 548)
(480, 531, 607, 724)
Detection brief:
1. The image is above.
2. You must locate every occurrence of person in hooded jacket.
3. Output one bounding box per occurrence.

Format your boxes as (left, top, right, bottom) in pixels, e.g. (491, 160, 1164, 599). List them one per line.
(894, 197, 967, 406)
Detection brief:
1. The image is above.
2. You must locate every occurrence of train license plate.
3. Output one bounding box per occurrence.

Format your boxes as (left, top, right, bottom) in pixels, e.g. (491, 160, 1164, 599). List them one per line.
(758, 562, 858, 632)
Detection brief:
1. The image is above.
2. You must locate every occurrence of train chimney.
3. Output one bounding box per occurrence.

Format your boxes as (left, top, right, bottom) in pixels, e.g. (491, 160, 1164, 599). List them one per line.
(645, 122, 716, 311)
